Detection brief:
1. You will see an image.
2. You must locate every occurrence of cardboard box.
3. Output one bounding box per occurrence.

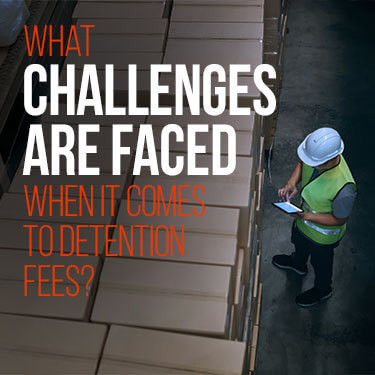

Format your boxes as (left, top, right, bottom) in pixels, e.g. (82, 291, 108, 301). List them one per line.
(174, 0, 263, 4)
(0, 219, 106, 255)
(65, 51, 163, 70)
(0, 193, 115, 225)
(169, 21, 263, 39)
(147, 111, 260, 156)
(78, 34, 165, 53)
(41, 103, 146, 126)
(40, 123, 138, 150)
(151, 128, 253, 156)
(18, 143, 131, 173)
(100, 360, 197, 374)
(0, 351, 99, 375)
(39, 144, 131, 174)
(131, 176, 255, 247)
(61, 34, 165, 53)
(92, 269, 231, 336)
(14, 143, 133, 191)
(0, 250, 99, 319)
(147, 110, 259, 133)
(43, 112, 256, 156)
(58, 69, 151, 107)
(78, 0, 167, 2)
(163, 39, 263, 72)
(134, 152, 255, 189)
(107, 227, 239, 303)
(171, 5, 264, 22)
(109, 228, 237, 265)
(147, 110, 261, 156)
(60, 70, 262, 110)
(92, 291, 229, 337)
(159, 73, 260, 108)
(9, 171, 128, 199)
(94, 256, 233, 308)
(0, 249, 98, 284)
(0, 314, 106, 375)
(76, 18, 168, 35)
(73, 3, 166, 19)
(116, 200, 240, 237)
(98, 325, 246, 375)
(132, 152, 256, 246)
(99, 257, 232, 299)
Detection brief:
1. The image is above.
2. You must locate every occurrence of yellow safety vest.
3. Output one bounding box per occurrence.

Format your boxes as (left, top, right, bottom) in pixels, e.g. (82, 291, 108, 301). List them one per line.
(296, 156, 356, 245)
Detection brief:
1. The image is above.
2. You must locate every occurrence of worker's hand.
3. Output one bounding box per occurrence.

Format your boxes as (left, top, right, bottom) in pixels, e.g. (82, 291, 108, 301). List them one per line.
(290, 211, 308, 219)
(278, 183, 297, 202)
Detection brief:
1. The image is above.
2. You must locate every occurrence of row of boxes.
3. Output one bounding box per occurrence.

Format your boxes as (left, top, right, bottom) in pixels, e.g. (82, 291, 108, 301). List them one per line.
(1, 145, 259, 374)
(0, 313, 246, 375)
(159, 4, 269, 370)
(0, 0, 289, 373)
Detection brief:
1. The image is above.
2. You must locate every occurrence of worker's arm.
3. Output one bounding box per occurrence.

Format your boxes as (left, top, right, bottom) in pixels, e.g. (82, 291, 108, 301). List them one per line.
(292, 212, 347, 226)
(278, 161, 303, 201)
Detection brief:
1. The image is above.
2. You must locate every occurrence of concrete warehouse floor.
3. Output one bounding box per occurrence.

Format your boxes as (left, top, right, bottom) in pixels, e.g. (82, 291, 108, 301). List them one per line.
(257, 0, 375, 374)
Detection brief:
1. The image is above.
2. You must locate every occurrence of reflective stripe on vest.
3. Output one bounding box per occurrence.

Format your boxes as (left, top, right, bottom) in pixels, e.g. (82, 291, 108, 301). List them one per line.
(302, 202, 316, 213)
(301, 202, 344, 236)
(302, 220, 342, 236)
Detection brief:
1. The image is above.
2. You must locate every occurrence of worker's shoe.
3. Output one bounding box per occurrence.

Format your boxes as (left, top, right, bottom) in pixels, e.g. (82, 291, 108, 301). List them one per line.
(272, 254, 308, 276)
(296, 287, 333, 308)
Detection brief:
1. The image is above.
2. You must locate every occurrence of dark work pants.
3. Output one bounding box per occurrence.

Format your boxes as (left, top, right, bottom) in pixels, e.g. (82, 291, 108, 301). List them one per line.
(291, 223, 338, 293)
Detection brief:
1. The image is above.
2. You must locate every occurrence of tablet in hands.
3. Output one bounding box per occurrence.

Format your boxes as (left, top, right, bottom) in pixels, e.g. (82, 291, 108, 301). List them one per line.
(272, 201, 303, 214)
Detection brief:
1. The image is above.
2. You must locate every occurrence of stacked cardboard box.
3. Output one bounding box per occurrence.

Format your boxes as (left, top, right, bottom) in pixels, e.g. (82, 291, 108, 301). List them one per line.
(168, 0, 287, 151)
(0, 314, 106, 374)
(148, 111, 256, 156)
(127, 0, 286, 370)
(155, 13, 265, 349)
(0, 250, 99, 320)
(98, 325, 246, 375)
(9, 161, 130, 199)
(0, 0, 290, 374)
(66, 0, 171, 106)
(92, 257, 233, 337)
(0, 219, 107, 255)
(0, 192, 114, 225)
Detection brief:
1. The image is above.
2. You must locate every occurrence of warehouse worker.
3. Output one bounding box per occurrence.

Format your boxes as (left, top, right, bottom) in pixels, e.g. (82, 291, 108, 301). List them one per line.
(272, 128, 356, 307)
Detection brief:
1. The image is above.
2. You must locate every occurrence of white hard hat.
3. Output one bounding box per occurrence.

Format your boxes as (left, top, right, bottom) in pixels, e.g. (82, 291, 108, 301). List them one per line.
(297, 127, 344, 167)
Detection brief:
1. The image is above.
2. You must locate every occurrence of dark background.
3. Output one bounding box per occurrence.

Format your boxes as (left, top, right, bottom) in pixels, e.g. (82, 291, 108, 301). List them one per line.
(258, 0, 375, 374)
